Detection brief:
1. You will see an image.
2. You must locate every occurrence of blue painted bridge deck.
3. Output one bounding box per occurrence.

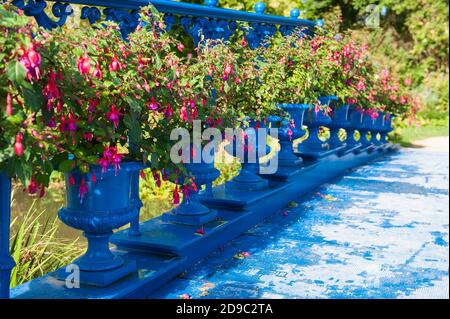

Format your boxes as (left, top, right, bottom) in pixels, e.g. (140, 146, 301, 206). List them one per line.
(150, 147, 449, 299)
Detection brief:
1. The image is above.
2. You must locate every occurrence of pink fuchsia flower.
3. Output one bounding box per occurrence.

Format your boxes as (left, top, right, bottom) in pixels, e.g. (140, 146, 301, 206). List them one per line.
(164, 103, 173, 118)
(176, 43, 185, 52)
(180, 106, 189, 122)
(43, 70, 60, 102)
(404, 78, 412, 86)
(14, 132, 24, 157)
(39, 185, 45, 198)
(92, 63, 103, 80)
(69, 174, 75, 186)
(147, 97, 160, 111)
(6, 92, 13, 116)
(195, 228, 205, 236)
(19, 44, 41, 82)
(99, 157, 109, 174)
(173, 186, 180, 205)
(106, 105, 123, 129)
(241, 36, 247, 46)
(77, 56, 91, 76)
(28, 176, 37, 194)
(108, 55, 122, 72)
(400, 95, 409, 104)
(152, 171, 161, 187)
(357, 79, 366, 91)
(111, 153, 123, 175)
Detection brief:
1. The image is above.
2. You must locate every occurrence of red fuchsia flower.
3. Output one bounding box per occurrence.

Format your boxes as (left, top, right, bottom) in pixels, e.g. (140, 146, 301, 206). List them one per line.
(14, 132, 24, 157)
(180, 105, 189, 122)
(404, 77, 412, 86)
(111, 153, 123, 175)
(39, 185, 45, 198)
(67, 113, 78, 132)
(195, 228, 205, 236)
(19, 44, 41, 82)
(79, 178, 88, 203)
(389, 95, 397, 102)
(77, 56, 91, 76)
(164, 103, 173, 118)
(28, 176, 37, 194)
(241, 36, 247, 46)
(6, 92, 13, 116)
(43, 69, 60, 103)
(400, 95, 409, 104)
(147, 97, 160, 111)
(367, 109, 379, 120)
(152, 171, 161, 187)
(357, 79, 366, 91)
(173, 186, 180, 205)
(108, 55, 122, 72)
(46, 117, 56, 128)
(107, 105, 123, 129)
(99, 157, 109, 175)
(69, 174, 75, 186)
(176, 43, 185, 52)
(92, 63, 103, 80)
(82, 132, 93, 141)
(91, 171, 97, 183)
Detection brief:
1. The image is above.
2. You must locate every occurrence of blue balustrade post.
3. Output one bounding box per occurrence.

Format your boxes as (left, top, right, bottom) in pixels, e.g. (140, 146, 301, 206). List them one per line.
(163, 146, 220, 226)
(346, 108, 363, 148)
(0, 172, 15, 299)
(329, 104, 350, 149)
(225, 120, 270, 191)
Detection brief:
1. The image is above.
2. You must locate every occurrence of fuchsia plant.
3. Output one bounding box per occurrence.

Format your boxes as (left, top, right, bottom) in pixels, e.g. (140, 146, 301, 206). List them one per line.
(1, 4, 420, 202)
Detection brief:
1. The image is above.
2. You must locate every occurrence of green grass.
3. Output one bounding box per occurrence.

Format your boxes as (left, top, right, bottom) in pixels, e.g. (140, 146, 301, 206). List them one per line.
(391, 124, 449, 147)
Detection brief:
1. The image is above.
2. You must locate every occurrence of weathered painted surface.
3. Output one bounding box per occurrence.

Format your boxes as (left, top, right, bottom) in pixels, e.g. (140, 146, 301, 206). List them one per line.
(150, 147, 449, 299)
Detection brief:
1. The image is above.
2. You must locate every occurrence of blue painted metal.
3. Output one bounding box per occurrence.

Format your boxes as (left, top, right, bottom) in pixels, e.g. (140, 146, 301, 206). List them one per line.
(11, 143, 398, 299)
(296, 105, 338, 160)
(266, 104, 309, 181)
(0, 172, 15, 299)
(345, 107, 364, 150)
(329, 104, 350, 149)
(56, 162, 141, 286)
(162, 161, 219, 226)
(224, 120, 270, 191)
(14, 0, 318, 39)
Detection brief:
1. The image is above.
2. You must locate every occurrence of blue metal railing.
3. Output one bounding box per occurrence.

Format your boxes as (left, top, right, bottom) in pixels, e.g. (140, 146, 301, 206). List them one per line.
(11, 0, 321, 41)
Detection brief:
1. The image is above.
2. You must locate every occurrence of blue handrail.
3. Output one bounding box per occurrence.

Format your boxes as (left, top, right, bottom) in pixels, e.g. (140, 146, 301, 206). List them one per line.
(12, 0, 319, 41)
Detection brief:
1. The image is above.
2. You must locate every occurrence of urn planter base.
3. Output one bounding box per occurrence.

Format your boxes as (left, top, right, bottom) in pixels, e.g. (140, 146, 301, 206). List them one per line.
(162, 209, 218, 227)
(56, 259, 136, 287)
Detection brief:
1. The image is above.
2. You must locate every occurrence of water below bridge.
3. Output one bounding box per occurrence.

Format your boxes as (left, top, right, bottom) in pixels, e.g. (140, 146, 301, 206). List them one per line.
(150, 143, 449, 299)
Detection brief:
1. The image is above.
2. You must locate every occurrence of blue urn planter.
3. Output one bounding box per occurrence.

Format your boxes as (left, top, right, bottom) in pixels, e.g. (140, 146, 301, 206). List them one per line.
(269, 104, 308, 168)
(225, 120, 270, 191)
(57, 161, 141, 286)
(358, 112, 376, 147)
(372, 111, 384, 146)
(329, 104, 351, 149)
(379, 113, 394, 144)
(297, 105, 332, 158)
(346, 107, 364, 148)
(163, 160, 220, 226)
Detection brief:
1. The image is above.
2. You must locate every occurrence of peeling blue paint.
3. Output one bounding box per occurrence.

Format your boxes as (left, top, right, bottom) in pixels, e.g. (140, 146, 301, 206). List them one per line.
(150, 148, 449, 299)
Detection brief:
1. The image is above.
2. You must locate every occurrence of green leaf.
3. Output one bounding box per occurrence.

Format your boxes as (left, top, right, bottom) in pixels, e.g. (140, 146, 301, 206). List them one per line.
(58, 160, 74, 173)
(6, 61, 26, 86)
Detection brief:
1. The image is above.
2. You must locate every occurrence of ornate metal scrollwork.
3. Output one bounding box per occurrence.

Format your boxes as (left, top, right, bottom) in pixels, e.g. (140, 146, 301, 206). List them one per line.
(181, 16, 237, 46)
(103, 8, 140, 39)
(244, 23, 277, 49)
(80, 6, 101, 25)
(12, 0, 73, 30)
